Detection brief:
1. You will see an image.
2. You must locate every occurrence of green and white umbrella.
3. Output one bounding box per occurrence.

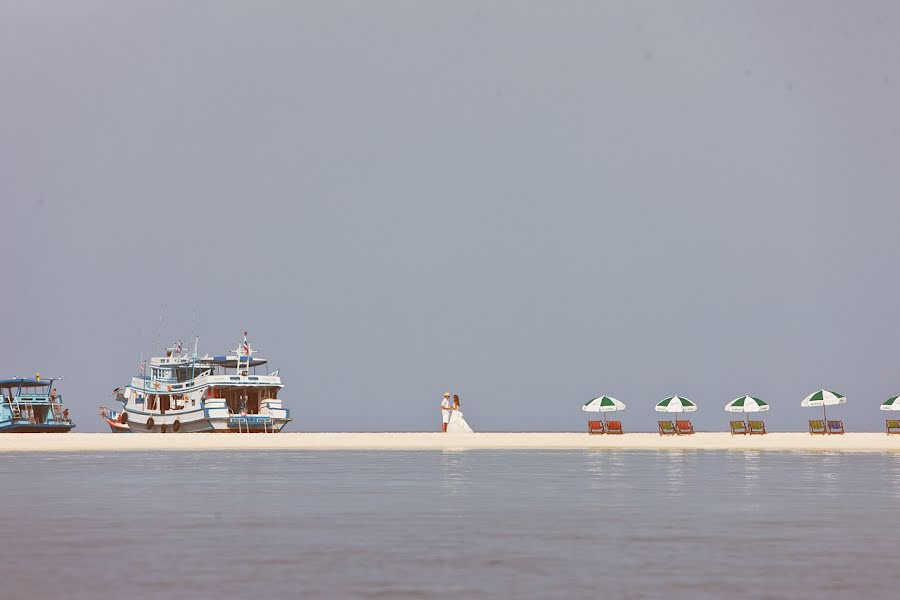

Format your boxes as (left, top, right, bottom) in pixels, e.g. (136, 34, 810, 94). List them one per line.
(880, 396, 900, 411)
(655, 396, 697, 413)
(582, 396, 626, 423)
(801, 389, 846, 422)
(725, 396, 769, 426)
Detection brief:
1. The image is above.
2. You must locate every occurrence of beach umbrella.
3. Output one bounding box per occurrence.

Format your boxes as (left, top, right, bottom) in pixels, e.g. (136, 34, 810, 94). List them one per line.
(725, 396, 769, 427)
(582, 395, 626, 423)
(655, 396, 697, 413)
(801, 389, 846, 422)
(880, 396, 900, 411)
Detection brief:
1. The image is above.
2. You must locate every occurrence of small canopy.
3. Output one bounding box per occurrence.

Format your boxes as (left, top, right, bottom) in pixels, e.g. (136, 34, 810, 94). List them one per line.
(655, 396, 697, 413)
(582, 396, 626, 413)
(801, 389, 845, 407)
(0, 378, 51, 389)
(725, 396, 769, 413)
(881, 396, 900, 411)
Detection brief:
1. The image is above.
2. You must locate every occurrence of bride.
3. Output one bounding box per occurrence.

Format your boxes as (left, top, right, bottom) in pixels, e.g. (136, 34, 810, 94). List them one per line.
(447, 394, 474, 433)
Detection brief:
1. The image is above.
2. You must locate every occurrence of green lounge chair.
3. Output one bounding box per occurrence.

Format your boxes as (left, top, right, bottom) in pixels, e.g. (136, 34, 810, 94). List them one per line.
(606, 420, 624, 434)
(886, 420, 900, 435)
(827, 420, 845, 434)
(675, 420, 694, 435)
(587, 420, 605, 435)
(809, 419, 826, 435)
(749, 420, 766, 435)
(658, 420, 675, 435)
(729, 420, 748, 435)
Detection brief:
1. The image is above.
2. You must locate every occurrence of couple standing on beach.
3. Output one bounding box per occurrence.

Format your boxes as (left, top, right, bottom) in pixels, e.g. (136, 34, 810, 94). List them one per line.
(441, 392, 474, 433)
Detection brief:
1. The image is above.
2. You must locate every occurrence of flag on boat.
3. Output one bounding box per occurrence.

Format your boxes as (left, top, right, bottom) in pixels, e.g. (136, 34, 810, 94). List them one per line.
(242, 331, 250, 355)
(175, 340, 183, 355)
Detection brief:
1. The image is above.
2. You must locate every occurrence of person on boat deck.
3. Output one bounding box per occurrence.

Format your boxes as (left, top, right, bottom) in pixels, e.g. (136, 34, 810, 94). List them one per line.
(441, 392, 452, 432)
(50, 388, 59, 402)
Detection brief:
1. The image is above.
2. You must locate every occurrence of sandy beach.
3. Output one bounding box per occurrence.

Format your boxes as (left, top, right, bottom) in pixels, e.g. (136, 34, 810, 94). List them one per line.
(1, 432, 898, 452)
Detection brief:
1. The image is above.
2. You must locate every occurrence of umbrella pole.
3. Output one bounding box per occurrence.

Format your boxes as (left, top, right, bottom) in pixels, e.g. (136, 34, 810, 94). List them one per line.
(823, 404, 828, 433)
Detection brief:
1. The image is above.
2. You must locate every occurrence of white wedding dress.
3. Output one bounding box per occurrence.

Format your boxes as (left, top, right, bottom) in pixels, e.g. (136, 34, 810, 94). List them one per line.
(447, 409, 474, 433)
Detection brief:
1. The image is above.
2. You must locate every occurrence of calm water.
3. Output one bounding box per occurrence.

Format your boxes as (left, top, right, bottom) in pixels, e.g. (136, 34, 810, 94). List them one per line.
(2, 450, 899, 599)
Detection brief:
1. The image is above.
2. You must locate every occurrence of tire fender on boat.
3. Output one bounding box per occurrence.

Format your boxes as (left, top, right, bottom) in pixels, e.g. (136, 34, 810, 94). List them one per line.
(172, 420, 181, 432)
(146, 417, 154, 430)
(160, 424, 167, 433)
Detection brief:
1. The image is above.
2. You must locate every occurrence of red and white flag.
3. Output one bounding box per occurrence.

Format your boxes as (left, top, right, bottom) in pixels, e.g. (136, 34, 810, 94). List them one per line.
(242, 331, 250, 355)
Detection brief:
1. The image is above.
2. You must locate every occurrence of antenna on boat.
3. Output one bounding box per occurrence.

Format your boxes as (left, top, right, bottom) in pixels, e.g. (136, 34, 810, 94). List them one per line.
(156, 312, 164, 357)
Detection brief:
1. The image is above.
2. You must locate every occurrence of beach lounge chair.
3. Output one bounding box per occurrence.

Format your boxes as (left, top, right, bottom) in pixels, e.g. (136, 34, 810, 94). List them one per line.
(587, 420, 605, 435)
(658, 420, 675, 435)
(675, 420, 694, 435)
(606, 420, 624, 434)
(827, 420, 845, 435)
(808, 420, 826, 435)
(729, 420, 748, 435)
(886, 420, 900, 435)
(749, 420, 766, 435)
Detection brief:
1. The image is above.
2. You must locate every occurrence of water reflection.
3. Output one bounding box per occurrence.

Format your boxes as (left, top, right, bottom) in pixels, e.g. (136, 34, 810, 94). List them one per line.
(663, 450, 686, 497)
(741, 451, 762, 513)
(440, 449, 468, 496)
(884, 453, 900, 499)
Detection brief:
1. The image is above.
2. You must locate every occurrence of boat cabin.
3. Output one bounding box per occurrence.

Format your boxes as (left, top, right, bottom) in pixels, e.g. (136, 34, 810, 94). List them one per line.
(0, 377, 75, 433)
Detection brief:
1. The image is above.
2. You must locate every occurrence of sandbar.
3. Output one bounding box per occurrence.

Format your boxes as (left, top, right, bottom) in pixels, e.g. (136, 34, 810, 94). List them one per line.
(0, 432, 898, 452)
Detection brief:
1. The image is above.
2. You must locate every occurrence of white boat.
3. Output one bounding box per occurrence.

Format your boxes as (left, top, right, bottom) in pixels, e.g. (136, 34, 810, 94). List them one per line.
(117, 333, 290, 433)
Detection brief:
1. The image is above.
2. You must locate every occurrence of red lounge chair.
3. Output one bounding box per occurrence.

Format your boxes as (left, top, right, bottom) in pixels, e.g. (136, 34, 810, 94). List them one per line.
(886, 420, 900, 435)
(675, 420, 694, 435)
(827, 420, 845, 434)
(729, 420, 748, 435)
(658, 420, 675, 435)
(587, 420, 605, 435)
(606, 420, 624, 434)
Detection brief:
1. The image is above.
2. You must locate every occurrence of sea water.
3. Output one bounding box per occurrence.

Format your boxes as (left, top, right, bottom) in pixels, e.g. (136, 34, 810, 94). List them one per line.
(2, 450, 898, 599)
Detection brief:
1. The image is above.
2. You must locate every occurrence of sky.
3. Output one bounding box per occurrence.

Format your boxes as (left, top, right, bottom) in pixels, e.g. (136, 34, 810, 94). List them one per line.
(1, 1, 898, 432)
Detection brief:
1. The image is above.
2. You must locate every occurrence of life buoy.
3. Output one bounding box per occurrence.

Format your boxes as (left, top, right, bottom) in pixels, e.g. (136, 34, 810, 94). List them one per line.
(153, 381, 160, 390)
(160, 424, 167, 433)
(146, 417, 154, 430)
(172, 420, 181, 432)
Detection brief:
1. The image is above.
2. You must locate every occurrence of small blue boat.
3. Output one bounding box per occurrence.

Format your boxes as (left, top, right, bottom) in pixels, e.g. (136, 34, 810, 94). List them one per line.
(0, 376, 76, 433)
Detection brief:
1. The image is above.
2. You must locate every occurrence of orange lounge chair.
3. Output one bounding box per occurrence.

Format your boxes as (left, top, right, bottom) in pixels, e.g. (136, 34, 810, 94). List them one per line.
(675, 420, 694, 435)
(887, 420, 900, 435)
(606, 420, 624, 434)
(729, 420, 748, 435)
(658, 420, 675, 435)
(808, 420, 826, 435)
(827, 420, 845, 434)
(749, 420, 766, 435)
(587, 420, 605, 435)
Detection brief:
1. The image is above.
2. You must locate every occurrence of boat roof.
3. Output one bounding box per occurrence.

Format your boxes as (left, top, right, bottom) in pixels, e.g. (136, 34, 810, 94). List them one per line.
(210, 356, 267, 368)
(0, 378, 52, 389)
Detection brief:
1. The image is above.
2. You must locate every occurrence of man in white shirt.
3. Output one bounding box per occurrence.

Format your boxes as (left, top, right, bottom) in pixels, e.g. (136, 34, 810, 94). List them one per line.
(441, 392, 452, 432)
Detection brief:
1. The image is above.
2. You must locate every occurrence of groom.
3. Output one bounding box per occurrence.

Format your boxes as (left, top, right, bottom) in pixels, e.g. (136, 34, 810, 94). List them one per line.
(440, 392, 452, 432)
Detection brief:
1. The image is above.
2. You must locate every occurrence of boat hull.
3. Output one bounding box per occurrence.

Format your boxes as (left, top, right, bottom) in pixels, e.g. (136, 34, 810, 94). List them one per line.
(126, 417, 290, 433)
(0, 423, 75, 433)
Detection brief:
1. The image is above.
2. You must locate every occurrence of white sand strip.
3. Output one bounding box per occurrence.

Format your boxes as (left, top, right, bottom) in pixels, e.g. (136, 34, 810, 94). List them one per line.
(0, 432, 899, 452)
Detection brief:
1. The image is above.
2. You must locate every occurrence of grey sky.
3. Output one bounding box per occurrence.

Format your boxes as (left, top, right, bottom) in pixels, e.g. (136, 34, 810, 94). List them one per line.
(2, 1, 898, 432)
